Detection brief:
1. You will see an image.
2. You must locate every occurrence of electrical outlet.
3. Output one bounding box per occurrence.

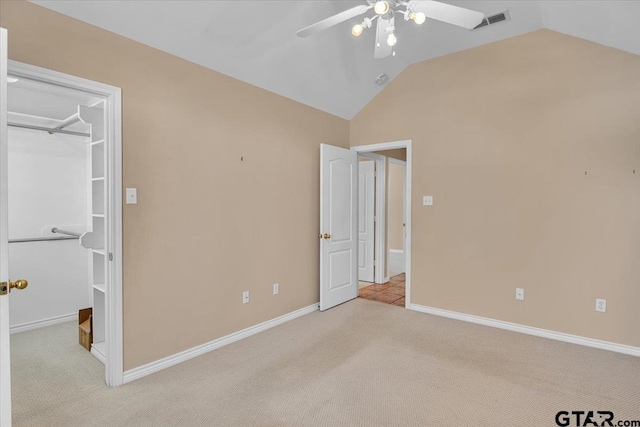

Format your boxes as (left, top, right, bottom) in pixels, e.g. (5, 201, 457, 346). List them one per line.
(595, 298, 606, 313)
(242, 291, 250, 304)
(515, 288, 524, 301)
(273, 283, 279, 295)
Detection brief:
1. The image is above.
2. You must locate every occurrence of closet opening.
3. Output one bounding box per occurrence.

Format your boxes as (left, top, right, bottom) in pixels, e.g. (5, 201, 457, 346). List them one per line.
(6, 62, 123, 419)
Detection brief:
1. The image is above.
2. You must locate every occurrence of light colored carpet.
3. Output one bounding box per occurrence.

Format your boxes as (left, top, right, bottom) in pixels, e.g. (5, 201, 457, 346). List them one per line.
(10, 320, 105, 424)
(11, 299, 640, 426)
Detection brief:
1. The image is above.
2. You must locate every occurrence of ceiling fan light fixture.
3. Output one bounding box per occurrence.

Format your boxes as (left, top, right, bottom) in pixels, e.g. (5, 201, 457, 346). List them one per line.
(352, 23, 365, 36)
(296, 0, 487, 59)
(386, 32, 397, 47)
(411, 12, 426, 25)
(374, 1, 389, 15)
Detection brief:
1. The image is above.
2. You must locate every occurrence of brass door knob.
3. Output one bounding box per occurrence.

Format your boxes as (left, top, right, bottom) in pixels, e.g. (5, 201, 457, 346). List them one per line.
(323, 233, 331, 239)
(10, 279, 28, 290)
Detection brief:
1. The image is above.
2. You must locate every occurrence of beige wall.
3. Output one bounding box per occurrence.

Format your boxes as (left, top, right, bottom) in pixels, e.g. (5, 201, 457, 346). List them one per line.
(2, 1, 639, 367)
(388, 162, 405, 251)
(351, 30, 640, 347)
(1, 1, 349, 370)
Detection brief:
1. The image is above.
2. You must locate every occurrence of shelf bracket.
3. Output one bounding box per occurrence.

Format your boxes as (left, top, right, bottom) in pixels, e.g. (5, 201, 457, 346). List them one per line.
(51, 113, 81, 133)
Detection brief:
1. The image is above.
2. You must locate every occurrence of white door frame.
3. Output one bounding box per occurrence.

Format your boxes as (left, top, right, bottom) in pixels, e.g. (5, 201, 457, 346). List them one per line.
(7, 60, 124, 387)
(1, 26, 12, 427)
(352, 140, 412, 308)
(357, 152, 387, 284)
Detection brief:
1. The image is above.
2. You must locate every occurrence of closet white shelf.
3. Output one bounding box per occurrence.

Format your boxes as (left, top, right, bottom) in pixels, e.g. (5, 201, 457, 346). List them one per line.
(85, 102, 107, 367)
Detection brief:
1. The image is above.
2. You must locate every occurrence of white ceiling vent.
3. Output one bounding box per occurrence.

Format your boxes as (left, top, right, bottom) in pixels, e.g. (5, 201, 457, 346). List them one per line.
(473, 10, 511, 30)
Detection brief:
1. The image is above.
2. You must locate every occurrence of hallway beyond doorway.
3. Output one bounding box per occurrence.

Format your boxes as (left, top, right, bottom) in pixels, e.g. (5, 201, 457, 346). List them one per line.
(358, 274, 405, 307)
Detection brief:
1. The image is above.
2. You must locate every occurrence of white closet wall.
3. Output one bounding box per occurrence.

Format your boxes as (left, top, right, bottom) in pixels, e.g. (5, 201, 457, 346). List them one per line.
(8, 126, 90, 329)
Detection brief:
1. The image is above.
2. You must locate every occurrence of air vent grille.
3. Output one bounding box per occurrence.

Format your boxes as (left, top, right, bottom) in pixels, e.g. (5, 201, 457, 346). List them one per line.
(473, 10, 510, 30)
(488, 13, 506, 24)
(474, 19, 489, 29)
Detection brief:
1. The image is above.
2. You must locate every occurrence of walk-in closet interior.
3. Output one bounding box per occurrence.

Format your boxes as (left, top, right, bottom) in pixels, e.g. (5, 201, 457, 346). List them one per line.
(7, 75, 108, 369)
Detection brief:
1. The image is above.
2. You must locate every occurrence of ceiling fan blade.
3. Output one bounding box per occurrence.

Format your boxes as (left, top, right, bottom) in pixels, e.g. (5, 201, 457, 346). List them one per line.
(297, 4, 372, 37)
(409, 0, 484, 30)
(374, 16, 394, 59)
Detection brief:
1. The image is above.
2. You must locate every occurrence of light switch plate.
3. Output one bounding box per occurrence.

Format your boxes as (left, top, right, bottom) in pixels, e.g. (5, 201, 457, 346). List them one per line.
(423, 196, 433, 206)
(126, 188, 137, 204)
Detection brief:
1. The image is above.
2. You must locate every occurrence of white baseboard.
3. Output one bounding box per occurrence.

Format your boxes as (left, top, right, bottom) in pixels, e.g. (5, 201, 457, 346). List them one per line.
(10, 313, 77, 334)
(410, 304, 640, 357)
(123, 303, 320, 384)
(389, 249, 404, 254)
(91, 342, 106, 364)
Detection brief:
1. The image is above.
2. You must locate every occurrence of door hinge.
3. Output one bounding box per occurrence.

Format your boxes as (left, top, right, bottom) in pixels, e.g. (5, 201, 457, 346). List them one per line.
(109, 252, 114, 261)
(0, 282, 7, 296)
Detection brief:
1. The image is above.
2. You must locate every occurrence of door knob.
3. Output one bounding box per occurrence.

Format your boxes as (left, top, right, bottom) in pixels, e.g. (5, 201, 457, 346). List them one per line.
(323, 233, 331, 239)
(10, 279, 28, 290)
(1, 279, 28, 295)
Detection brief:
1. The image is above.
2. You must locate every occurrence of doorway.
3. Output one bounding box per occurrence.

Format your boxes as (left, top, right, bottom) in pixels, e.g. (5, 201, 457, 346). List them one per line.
(3, 60, 123, 419)
(351, 141, 411, 307)
(355, 146, 409, 307)
(318, 141, 412, 311)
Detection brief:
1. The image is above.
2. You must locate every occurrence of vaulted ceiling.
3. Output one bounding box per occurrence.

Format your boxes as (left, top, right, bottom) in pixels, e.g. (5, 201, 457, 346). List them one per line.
(32, 1, 640, 119)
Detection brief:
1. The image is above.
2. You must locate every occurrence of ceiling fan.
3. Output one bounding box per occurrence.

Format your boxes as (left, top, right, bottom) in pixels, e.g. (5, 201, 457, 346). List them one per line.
(297, 1, 485, 59)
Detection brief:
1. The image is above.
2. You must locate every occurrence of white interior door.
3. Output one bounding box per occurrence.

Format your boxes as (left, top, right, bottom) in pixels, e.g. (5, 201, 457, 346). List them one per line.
(320, 144, 358, 311)
(0, 26, 12, 427)
(358, 160, 375, 282)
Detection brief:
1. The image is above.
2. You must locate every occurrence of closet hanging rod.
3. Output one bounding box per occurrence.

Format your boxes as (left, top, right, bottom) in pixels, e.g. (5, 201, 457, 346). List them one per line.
(51, 228, 82, 238)
(9, 236, 78, 244)
(7, 122, 90, 137)
(53, 114, 81, 132)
